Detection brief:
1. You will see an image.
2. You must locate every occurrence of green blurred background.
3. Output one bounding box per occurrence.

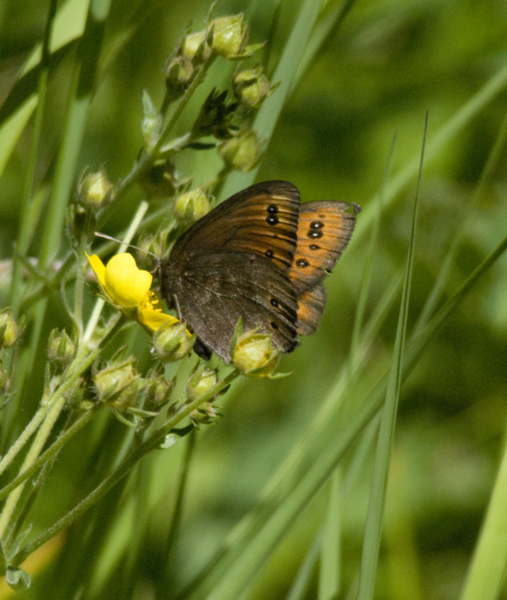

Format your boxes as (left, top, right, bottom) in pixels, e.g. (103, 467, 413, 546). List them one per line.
(1, 0, 507, 598)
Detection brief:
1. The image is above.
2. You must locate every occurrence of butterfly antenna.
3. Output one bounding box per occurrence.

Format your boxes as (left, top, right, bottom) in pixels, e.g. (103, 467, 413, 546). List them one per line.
(94, 232, 159, 262)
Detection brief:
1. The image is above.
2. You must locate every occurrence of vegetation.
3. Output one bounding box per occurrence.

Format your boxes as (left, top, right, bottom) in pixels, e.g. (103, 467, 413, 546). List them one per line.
(1, 0, 507, 598)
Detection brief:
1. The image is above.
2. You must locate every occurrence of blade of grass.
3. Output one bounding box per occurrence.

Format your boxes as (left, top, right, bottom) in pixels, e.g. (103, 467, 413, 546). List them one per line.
(351, 59, 507, 249)
(357, 113, 426, 600)
(10, 0, 57, 316)
(459, 437, 507, 600)
(287, 530, 322, 600)
(319, 471, 342, 600)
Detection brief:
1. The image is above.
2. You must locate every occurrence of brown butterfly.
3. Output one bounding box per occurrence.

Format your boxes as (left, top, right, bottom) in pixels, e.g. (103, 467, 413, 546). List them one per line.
(159, 181, 360, 362)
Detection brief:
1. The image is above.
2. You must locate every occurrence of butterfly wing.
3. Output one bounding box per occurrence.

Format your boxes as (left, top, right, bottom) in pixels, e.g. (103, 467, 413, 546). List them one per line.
(161, 251, 299, 361)
(160, 181, 302, 361)
(290, 200, 359, 334)
(169, 180, 300, 272)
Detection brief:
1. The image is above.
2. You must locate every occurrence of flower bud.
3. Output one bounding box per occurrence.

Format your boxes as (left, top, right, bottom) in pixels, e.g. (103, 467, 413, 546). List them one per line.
(187, 365, 218, 402)
(6, 567, 31, 591)
(94, 357, 142, 408)
(174, 187, 209, 223)
(182, 29, 212, 63)
(210, 14, 248, 58)
(0, 309, 20, 349)
(192, 89, 238, 140)
(219, 130, 262, 172)
(164, 56, 194, 104)
(153, 321, 193, 362)
(233, 329, 280, 377)
(138, 159, 177, 198)
(78, 167, 113, 209)
(190, 402, 221, 426)
(233, 67, 272, 108)
(144, 374, 175, 411)
(47, 329, 75, 367)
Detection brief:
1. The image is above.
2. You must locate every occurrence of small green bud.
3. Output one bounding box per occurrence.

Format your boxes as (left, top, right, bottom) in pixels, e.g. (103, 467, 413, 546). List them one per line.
(192, 89, 238, 140)
(190, 402, 221, 426)
(187, 364, 218, 402)
(219, 130, 262, 172)
(164, 56, 194, 104)
(138, 159, 177, 198)
(94, 357, 142, 408)
(210, 14, 248, 58)
(78, 167, 113, 209)
(144, 374, 175, 411)
(47, 329, 75, 367)
(174, 187, 210, 223)
(182, 29, 212, 63)
(233, 67, 272, 108)
(233, 329, 280, 377)
(135, 233, 165, 267)
(153, 321, 194, 362)
(0, 309, 19, 348)
(6, 567, 31, 591)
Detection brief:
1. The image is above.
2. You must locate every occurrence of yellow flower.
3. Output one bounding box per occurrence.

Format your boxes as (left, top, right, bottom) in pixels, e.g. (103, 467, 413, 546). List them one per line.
(86, 253, 178, 331)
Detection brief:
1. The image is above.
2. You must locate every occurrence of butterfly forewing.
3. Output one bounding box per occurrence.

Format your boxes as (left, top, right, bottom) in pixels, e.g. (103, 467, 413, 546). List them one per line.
(289, 201, 357, 295)
(290, 200, 359, 335)
(170, 181, 300, 272)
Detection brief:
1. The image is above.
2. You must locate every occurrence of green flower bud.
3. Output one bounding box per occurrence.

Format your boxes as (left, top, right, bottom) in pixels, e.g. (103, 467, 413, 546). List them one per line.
(0, 309, 20, 349)
(187, 364, 218, 402)
(153, 321, 194, 362)
(47, 329, 75, 367)
(192, 89, 238, 140)
(135, 233, 165, 267)
(144, 374, 175, 411)
(190, 402, 221, 426)
(6, 567, 31, 591)
(174, 187, 210, 223)
(164, 56, 194, 104)
(219, 130, 262, 172)
(94, 357, 142, 408)
(233, 67, 271, 108)
(78, 167, 113, 209)
(182, 29, 212, 63)
(233, 329, 280, 377)
(138, 159, 177, 198)
(210, 14, 248, 58)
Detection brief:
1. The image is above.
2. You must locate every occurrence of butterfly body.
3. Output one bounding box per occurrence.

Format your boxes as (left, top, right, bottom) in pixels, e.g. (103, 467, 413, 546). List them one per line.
(159, 181, 359, 362)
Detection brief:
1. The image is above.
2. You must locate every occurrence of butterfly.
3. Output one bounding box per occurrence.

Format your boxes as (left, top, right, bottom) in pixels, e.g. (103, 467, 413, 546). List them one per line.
(159, 180, 360, 362)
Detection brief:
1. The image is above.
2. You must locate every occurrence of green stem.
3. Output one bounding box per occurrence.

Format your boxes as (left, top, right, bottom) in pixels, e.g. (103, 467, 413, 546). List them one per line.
(0, 393, 68, 542)
(0, 405, 99, 503)
(11, 368, 239, 567)
(0, 349, 99, 480)
(108, 56, 216, 211)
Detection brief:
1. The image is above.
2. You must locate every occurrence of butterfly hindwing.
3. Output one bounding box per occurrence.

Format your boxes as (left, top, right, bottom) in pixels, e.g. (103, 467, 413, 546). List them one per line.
(161, 251, 299, 361)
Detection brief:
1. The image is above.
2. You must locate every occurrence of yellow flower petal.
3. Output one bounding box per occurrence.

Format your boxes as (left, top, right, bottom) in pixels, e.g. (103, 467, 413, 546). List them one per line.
(104, 253, 153, 308)
(139, 308, 179, 331)
(86, 253, 106, 288)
